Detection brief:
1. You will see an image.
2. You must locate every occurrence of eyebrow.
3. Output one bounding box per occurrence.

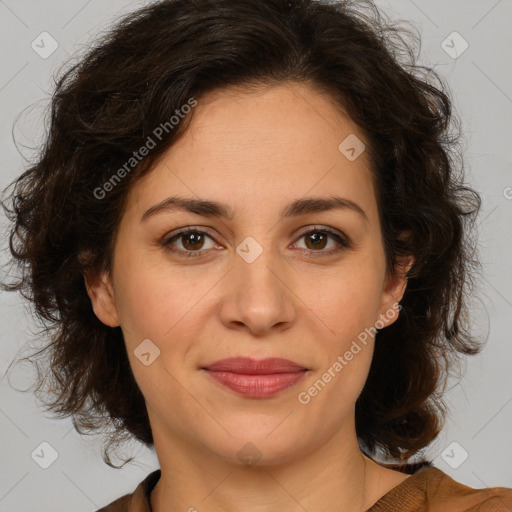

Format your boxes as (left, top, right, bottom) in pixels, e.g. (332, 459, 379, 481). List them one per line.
(141, 195, 369, 223)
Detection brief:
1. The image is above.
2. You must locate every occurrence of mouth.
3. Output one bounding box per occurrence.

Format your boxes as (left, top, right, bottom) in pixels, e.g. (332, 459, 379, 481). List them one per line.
(201, 357, 308, 398)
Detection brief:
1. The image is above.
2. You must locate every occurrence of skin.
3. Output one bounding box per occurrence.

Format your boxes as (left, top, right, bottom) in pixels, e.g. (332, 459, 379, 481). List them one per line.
(86, 82, 414, 512)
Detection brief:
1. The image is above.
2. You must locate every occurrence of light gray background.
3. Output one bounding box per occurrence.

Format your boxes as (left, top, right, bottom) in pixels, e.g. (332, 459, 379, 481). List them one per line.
(0, 0, 511, 510)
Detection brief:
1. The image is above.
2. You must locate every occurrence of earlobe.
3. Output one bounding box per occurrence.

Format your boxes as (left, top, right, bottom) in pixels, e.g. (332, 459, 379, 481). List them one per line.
(378, 255, 414, 328)
(84, 270, 120, 327)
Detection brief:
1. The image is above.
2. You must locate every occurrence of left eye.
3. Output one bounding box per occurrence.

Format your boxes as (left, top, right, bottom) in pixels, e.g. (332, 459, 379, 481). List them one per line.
(163, 227, 349, 257)
(293, 228, 349, 253)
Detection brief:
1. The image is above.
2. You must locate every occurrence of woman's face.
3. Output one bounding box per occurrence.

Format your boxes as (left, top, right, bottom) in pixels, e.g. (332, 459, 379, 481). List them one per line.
(88, 82, 409, 465)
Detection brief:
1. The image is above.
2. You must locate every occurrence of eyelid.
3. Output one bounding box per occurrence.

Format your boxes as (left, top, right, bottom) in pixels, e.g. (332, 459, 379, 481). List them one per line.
(294, 224, 347, 241)
(162, 226, 221, 251)
(291, 225, 351, 252)
(162, 224, 351, 256)
(164, 225, 218, 241)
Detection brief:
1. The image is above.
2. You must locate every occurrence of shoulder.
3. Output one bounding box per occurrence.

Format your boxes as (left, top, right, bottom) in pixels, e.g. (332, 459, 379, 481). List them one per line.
(95, 469, 161, 512)
(424, 467, 512, 512)
(368, 465, 512, 512)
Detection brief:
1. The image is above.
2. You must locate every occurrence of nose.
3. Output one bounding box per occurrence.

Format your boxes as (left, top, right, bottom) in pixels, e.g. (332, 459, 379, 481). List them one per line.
(218, 247, 297, 337)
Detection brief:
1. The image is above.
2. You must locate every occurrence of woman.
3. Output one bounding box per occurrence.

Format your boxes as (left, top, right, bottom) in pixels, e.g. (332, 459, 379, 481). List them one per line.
(2, 0, 511, 510)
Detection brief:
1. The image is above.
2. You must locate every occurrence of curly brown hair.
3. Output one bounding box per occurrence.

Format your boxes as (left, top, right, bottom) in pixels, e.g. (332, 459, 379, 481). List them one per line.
(1, 0, 483, 470)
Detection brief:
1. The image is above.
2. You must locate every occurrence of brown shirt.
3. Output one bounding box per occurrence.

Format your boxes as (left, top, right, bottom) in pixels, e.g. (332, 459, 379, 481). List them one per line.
(96, 465, 512, 512)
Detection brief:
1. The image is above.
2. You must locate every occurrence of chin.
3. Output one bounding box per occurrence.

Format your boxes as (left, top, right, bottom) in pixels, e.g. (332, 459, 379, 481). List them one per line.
(206, 419, 311, 467)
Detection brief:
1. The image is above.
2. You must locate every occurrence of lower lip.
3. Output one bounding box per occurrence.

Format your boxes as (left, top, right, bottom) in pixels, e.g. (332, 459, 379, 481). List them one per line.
(203, 370, 307, 398)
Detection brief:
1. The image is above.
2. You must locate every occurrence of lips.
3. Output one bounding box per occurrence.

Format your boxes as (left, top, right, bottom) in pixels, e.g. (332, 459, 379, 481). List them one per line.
(203, 357, 307, 374)
(202, 357, 308, 398)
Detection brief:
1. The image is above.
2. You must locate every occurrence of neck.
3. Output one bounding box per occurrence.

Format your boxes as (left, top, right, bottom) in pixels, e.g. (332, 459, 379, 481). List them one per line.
(149, 417, 380, 512)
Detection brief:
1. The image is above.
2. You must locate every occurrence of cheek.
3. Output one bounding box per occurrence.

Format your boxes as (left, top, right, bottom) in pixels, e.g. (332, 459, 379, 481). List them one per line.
(113, 268, 168, 344)
(312, 264, 384, 341)
(109, 234, 225, 395)
(301, 278, 381, 419)
(111, 245, 187, 337)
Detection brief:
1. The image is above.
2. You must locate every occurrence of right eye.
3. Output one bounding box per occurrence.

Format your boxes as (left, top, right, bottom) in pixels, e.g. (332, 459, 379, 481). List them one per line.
(162, 227, 221, 258)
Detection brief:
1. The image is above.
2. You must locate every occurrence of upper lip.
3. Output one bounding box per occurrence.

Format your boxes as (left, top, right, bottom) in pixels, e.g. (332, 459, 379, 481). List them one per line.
(202, 357, 307, 374)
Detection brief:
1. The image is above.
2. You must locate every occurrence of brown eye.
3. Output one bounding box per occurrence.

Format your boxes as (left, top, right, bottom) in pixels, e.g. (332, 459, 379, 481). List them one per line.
(304, 231, 329, 250)
(162, 225, 350, 259)
(179, 231, 206, 251)
(293, 227, 350, 255)
(163, 228, 217, 257)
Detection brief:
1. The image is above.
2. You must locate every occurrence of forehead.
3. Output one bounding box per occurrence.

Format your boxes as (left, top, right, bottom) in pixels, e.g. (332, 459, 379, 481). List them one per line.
(128, 82, 378, 223)
(182, 82, 369, 164)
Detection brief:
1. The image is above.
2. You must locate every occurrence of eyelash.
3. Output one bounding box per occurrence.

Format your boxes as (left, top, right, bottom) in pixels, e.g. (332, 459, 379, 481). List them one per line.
(162, 226, 350, 258)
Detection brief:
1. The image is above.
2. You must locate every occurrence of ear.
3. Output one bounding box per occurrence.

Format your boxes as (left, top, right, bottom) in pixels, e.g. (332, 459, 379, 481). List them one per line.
(84, 269, 120, 327)
(377, 253, 414, 329)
